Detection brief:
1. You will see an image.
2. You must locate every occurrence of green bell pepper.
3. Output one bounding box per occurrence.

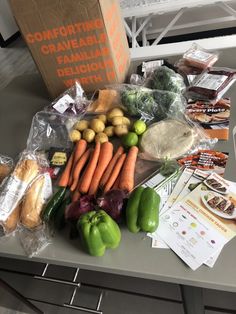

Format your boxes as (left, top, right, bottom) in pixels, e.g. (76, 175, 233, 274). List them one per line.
(126, 187, 160, 233)
(77, 210, 121, 256)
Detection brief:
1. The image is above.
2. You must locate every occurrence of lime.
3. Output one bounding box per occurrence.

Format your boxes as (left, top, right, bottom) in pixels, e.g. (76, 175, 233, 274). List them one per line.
(133, 120, 147, 135)
(122, 132, 139, 147)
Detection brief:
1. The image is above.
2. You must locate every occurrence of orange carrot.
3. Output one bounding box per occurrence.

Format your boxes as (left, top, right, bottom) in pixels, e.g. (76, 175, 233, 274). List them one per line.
(104, 153, 126, 193)
(111, 174, 121, 190)
(72, 190, 81, 202)
(78, 142, 101, 194)
(88, 142, 113, 195)
(69, 139, 87, 186)
(119, 146, 138, 193)
(99, 146, 124, 188)
(70, 148, 92, 192)
(58, 151, 74, 187)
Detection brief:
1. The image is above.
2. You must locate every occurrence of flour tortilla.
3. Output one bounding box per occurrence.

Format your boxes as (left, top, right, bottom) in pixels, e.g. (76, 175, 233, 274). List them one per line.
(140, 120, 197, 160)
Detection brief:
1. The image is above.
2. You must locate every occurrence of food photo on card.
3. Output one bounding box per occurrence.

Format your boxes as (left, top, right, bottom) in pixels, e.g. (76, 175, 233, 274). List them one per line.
(186, 98, 231, 140)
(156, 175, 236, 270)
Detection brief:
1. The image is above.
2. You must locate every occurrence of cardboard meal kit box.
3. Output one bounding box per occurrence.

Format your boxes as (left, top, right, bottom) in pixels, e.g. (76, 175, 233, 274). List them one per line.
(10, 0, 130, 98)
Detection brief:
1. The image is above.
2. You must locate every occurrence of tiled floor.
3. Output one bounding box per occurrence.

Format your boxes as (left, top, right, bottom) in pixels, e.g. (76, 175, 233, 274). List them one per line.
(0, 37, 37, 91)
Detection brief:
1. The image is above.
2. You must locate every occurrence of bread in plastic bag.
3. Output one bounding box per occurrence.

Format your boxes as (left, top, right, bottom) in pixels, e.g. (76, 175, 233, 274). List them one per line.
(0, 151, 44, 235)
(0, 154, 14, 185)
(139, 117, 217, 161)
(18, 223, 51, 257)
(20, 172, 53, 229)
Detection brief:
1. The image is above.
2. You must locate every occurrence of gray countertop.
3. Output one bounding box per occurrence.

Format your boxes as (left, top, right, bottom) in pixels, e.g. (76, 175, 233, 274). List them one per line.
(0, 65, 236, 292)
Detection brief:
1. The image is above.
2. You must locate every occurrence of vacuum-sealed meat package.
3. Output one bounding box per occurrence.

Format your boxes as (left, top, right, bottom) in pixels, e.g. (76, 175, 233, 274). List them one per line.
(185, 67, 236, 102)
(182, 43, 219, 70)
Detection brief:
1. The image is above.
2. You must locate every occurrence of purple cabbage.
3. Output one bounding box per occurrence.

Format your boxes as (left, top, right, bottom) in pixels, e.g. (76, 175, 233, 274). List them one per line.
(97, 190, 127, 222)
(65, 195, 96, 221)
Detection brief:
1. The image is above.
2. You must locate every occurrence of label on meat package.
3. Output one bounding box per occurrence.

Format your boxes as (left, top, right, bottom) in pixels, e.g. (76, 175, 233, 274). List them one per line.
(195, 74, 228, 91)
(186, 50, 212, 62)
(0, 177, 28, 221)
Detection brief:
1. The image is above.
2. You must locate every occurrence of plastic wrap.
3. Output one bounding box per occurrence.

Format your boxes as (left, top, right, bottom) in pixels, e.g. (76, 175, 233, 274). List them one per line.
(139, 117, 217, 162)
(113, 84, 186, 121)
(0, 151, 46, 236)
(87, 89, 122, 113)
(17, 170, 53, 257)
(185, 67, 236, 102)
(44, 81, 90, 116)
(27, 111, 74, 152)
(182, 43, 219, 70)
(0, 154, 14, 185)
(20, 172, 53, 229)
(18, 224, 51, 257)
(144, 66, 186, 94)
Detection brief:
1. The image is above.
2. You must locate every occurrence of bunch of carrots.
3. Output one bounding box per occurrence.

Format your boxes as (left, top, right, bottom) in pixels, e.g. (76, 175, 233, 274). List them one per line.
(58, 139, 138, 202)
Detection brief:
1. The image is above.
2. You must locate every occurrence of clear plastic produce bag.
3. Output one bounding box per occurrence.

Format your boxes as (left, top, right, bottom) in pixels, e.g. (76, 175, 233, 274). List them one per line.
(27, 111, 74, 152)
(138, 117, 217, 162)
(0, 151, 47, 236)
(18, 223, 51, 257)
(44, 81, 91, 116)
(109, 84, 187, 121)
(0, 154, 14, 185)
(144, 65, 186, 94)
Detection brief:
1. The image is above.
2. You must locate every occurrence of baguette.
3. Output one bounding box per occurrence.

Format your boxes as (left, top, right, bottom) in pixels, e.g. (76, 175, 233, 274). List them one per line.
(0, 164, 11, 184)
(0, 157, 40, 233)
(20, 175, 45, 229)
(13, 159, 39, 183)
(3, 203, 22, 234)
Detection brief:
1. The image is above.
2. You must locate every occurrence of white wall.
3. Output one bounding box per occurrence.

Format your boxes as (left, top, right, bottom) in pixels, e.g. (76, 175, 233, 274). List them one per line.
(0, 0, 18, 40)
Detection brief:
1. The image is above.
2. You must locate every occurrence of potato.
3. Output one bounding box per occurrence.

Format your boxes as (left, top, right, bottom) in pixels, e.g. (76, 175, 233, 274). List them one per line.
(70, 130, 81, 142)
(95, 132, 109, 144)
(114, 125, 129, 137)
(98, 114, 107, 124)
(90, 119, 105, 133)
(107, 107, 124, 122)
(82, 129, 95, 143)
(104, 126, 114, 137)
(111, 116, 131, 126)
(74, 120, 89, 131)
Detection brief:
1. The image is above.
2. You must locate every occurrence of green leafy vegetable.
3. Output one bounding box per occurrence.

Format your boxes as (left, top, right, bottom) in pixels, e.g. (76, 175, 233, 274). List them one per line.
(146, 66, 185, 94)
(160, 159, 180, 177)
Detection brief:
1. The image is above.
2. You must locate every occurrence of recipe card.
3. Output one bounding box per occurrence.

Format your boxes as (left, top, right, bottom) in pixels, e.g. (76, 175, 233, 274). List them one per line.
(173, 169, 208, 205)
(149, 169, 224, 267)
(186, 98, 231, 140)
(160, 168, 194, 215)
(178, 150, 228, 176)
(156, 173, 236, 270)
